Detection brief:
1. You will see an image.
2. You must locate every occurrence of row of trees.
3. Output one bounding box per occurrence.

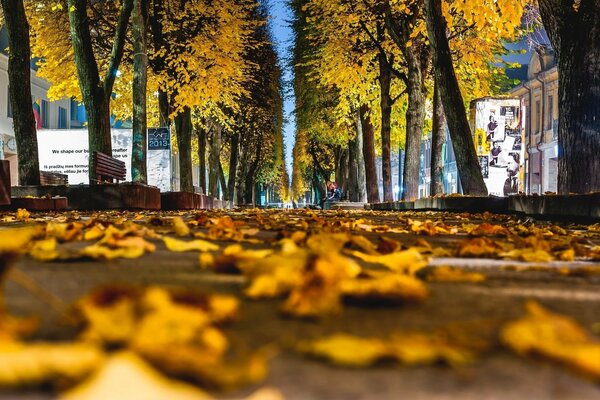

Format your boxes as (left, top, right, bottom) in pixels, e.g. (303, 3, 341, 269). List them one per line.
(1, 0, 288, 204)
(291, 0, 600, 201)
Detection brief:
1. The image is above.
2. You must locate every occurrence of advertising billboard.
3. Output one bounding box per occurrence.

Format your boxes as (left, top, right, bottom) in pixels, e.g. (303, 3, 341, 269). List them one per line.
(37, 129, 171, 191)
(471, 98, 524, 197)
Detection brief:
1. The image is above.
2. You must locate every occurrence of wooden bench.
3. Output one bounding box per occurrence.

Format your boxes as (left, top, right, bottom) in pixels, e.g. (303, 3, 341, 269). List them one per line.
(40, 171, 69, 186)
(92, 151, 126, 184)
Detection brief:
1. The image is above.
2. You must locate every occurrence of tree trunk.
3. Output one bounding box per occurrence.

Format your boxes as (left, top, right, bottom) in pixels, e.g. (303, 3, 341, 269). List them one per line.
(173, 107, 193, 192)
(424, 0, 487, 195)
(131, 0, 148, 183)
(402, 46, 426, 201)
(348, 112, 367, 203)
(218, 160, 227, 200)
(431, 82, 446, 196)
(197, 127, 207, 194)
(539, 0, 600, 194)
(378, 54, 394, 202)
(208, 124, 221, 197)
(228, 131, 240, 203)
(360, 105, 380, 203)
(1, 0, 40, 185)
(67, 0, 133, 182)
(348, 138, 358, 202)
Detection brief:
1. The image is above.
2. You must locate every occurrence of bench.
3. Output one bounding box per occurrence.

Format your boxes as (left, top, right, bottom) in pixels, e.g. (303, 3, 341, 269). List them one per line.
(40, 171, 69, 185)
(92, 151, 126, 184)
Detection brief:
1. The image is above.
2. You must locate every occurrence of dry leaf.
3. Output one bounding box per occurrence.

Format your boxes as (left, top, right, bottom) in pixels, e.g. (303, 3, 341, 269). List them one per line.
(172, 217, 191, 237)
(349, 248, 428, 275)
(501, 301, 600, 379)
(163, 236, 219, 253)
(60, 351, 211, 400)
(298, 334, 389, 367)
(29, 237, 61, 261)
(426, 266, 486, 283)
(341, 272, 429, 305)
(0, 342, 104, 388)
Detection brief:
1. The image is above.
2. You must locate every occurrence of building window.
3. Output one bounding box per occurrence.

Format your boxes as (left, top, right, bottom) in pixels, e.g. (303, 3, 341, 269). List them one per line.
(41, 99, 49, 128)
(535, 100, 541, 134)
(70, 98, 78, 121)
(58, 107, 68, 129)
(7, 87, 12, 118)
(547, 95, 554, 130)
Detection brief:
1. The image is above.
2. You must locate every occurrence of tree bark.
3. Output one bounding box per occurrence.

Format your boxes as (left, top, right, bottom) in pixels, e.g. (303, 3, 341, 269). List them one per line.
(431, 82, 446, 196)
(402, 46, 426, 201)
(208, 124, 221, 198)
(539, 0, 600, 194)
(424, 0, 487, 195)
(173, 107, 193, 192)
(348, 138, 358, 202)
(353, 110, 367, 202)
(197, 127, 207, 194)
(360, 105, 380, 203)
(227, 131, 240, 202)
(67, 0, 133, 182)
(131, 0, 148, 183)
(378, 54, 394, 202)
(218, 160, 227, 200)
(1, 0, 40, 185)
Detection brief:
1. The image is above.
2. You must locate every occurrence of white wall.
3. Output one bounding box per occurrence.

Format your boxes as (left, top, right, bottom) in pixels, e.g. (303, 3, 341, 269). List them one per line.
(0, 53, 73, 184)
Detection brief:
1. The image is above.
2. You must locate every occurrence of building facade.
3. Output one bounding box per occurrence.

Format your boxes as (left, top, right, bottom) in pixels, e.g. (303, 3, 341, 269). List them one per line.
(0, 27, 85, 184)
(509, 46, 559, 194)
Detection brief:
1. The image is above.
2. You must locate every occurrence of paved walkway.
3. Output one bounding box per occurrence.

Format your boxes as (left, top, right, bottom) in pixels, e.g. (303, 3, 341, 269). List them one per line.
(1, 209, 600, 399)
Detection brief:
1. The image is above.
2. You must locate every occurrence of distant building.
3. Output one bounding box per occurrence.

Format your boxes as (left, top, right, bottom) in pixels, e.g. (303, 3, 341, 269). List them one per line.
(509, 46, 558, 194)
(0, 27, 85, 184)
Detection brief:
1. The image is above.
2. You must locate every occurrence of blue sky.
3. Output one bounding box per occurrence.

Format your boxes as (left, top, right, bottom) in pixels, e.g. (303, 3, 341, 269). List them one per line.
(268, 0, 295, 177)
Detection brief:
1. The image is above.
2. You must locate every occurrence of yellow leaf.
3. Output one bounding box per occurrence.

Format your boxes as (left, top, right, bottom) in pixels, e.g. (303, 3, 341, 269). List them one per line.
(0, 342, 104, 388)
(60, 351, 211, 400)
(172, 217, 191, 237)
(425, 266, 486, 283)
(349, 248, 428, 275)
(16, 208, 31, 221)
(501, 301, 600, 379)
(341, 272, 429, 304)
(29, 237, 61, 261)
(299, 334, 389, 367)
(163, 236, 219, 252)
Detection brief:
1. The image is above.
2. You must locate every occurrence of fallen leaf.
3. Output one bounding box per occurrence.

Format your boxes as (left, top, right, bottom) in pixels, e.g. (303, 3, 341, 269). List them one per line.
(341, 272, 429, 305)
(501, 301, 600, 379)
(60, 351, 211, 400)
(425, 266, 486, 283)
(298, 334, 389, 367)
(172, 217, 191, 237)
(163, 237, 219, 253)
(0, 342, 104, 388)
(349, 248, 428, 275)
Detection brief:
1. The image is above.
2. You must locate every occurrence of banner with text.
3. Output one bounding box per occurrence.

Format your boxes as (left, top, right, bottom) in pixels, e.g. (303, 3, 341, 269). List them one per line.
(37, 129, 172, 190)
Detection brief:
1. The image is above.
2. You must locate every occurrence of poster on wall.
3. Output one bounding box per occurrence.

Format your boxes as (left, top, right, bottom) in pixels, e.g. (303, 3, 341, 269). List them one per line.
(147, 128, 171, 192)
(472, 99, 524, 197)
(37, 129, 172, 191)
